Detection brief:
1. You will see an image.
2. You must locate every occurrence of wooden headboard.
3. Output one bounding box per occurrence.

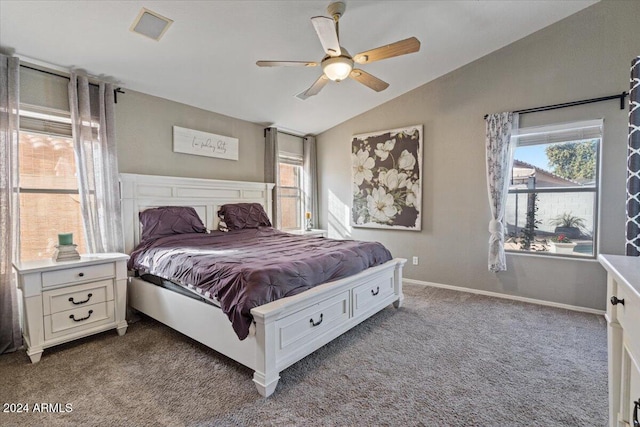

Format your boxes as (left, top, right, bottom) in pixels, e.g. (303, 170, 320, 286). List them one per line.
(120, 173, 275, 253)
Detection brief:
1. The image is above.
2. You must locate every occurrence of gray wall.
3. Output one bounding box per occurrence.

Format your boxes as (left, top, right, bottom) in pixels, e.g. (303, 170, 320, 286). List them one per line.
(316, 0, 639, 310)
(115, 89, 264, 182)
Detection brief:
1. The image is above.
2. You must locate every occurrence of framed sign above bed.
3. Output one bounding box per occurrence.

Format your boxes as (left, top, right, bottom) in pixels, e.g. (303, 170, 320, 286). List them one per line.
(173, 126, 239, 160)
(351, 124, 422, 231)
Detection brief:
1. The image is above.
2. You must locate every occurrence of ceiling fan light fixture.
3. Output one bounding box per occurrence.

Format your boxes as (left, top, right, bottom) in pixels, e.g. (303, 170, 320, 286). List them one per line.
(322, 56, 354, 82)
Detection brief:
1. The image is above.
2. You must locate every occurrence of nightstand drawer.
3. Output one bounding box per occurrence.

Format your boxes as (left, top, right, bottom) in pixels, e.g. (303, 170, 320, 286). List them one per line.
(42, 263, 115, 288)
(43, 280, 114, 315)
(44, 301, 115, 340)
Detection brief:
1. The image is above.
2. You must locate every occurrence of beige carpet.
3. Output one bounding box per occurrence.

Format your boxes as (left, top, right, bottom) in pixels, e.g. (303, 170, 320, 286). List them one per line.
(0, 284, 607, 426)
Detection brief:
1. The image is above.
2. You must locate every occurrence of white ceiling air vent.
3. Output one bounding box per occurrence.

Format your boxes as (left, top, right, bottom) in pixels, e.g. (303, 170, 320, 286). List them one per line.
(130, 8, 173, 41)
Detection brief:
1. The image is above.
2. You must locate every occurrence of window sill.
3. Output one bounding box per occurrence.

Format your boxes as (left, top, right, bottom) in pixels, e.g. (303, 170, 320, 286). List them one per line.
(286, 229, 327, 238)
(506, 250, 598, 263)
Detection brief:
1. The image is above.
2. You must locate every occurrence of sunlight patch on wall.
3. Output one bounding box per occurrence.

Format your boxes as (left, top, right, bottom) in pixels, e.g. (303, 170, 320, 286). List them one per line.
(328, 190, 352, 239)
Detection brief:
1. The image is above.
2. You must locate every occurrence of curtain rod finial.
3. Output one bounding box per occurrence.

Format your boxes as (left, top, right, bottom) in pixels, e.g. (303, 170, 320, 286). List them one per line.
(114, 87, 125, 104)
(621, 91, 628, 110)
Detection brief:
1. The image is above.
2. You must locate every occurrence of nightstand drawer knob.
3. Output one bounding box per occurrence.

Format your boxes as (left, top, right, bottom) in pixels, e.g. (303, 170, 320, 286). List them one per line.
(78, 272, 84, 277)
(371, 286, 380, 296)
(611, 296, 625, 306)
(69, 293, 93, 305)
(69, 310, 93, 322)
(634, 398, 639, 427)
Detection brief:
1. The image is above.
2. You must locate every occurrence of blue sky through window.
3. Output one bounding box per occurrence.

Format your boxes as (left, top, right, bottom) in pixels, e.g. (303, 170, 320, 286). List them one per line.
(514, 145, 551, 171)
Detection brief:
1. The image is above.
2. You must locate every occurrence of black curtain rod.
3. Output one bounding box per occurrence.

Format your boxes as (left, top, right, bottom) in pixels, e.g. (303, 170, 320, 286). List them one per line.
(483, 91, 628, 119)
(263, 127, 308, 138)
(20, 64, 125, 103)
(278, 130, 307, 138)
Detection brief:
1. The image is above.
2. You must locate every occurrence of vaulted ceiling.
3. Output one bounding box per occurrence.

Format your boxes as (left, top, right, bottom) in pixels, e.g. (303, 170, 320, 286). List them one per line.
(0, 1, 598, 135)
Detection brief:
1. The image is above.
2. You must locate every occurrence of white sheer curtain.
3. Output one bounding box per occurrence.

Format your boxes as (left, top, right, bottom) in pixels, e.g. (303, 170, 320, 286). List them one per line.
(303, 135, 318, 228)
(0, 54, 22, 353)
(69, 72, 123, 253)
(485, 112, 518, 272)
(264, 127, 280, 228)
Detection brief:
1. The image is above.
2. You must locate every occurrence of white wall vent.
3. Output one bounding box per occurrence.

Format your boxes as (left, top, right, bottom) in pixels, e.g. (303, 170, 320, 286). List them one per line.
(130, 8, 173, 41)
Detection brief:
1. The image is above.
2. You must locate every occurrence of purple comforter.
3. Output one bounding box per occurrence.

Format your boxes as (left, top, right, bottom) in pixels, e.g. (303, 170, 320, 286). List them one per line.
(128, 227, 392, 339)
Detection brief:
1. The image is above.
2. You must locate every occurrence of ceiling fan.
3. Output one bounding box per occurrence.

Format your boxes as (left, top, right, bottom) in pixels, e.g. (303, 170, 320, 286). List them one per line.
(256, 1, 421, 100)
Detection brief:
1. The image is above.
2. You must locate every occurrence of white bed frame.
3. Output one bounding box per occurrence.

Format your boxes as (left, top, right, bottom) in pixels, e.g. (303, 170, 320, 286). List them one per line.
(121, 173, 405, 397)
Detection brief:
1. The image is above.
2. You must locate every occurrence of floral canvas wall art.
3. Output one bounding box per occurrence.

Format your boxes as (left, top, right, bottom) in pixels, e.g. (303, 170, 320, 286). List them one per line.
(351, 125, 422, 230)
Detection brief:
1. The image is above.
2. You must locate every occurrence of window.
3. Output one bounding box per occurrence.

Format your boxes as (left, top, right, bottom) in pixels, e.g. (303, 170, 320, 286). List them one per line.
(276, 132, 305, 231)
(505, 119, 601, 258)
(18, 108, 86, 260)
(278, 153, 303, 230)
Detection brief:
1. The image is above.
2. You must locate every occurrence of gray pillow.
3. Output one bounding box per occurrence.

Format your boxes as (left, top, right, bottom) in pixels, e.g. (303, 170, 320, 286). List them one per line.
(139, 206, 207, 241)
(218, 203, 272, 230)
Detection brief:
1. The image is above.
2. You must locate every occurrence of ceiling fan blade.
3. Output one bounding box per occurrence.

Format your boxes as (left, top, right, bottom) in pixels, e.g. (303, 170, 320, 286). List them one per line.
(353, 37, 421, 64)
(256, 60, 319, 67)
(311, 16, 341, 57)
(296, 75, 330, 100)
(349, 69, 389, 92)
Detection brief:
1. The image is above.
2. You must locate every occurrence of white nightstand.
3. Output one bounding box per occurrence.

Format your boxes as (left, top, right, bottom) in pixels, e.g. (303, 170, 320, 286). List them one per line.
(287, 229, 328, 238)
(13, 253, 129, 363)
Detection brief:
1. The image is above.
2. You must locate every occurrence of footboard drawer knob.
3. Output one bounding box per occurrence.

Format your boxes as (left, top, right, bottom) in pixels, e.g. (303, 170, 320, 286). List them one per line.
(611, 296, 625, 306)
(309, 313, 323, 327)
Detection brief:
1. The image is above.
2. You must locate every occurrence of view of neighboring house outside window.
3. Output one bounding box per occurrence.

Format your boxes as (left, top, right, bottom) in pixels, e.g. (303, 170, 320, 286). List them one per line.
(278, 153, 303, 230)
(277, 132, 305, 231)
(18, 112, 86, 261)
(505, 119, 601, 258)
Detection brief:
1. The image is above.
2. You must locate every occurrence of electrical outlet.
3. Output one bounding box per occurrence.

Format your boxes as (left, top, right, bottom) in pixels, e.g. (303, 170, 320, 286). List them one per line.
(412, 256, 419, 265)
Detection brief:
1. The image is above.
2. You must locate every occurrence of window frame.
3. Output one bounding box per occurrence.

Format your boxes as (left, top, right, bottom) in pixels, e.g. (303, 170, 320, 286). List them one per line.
(278, 153, 304, 231)
(505, 120, 602, 260)
(18, 107, 86, 261)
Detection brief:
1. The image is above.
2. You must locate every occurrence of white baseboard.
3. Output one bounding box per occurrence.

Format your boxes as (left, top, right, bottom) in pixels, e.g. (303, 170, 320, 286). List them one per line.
(404, 278, 605, 316)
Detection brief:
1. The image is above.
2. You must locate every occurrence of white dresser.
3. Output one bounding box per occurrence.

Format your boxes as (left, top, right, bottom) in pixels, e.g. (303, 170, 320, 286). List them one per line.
(599, 254, 640, 427)
(13, 253, 129, 363)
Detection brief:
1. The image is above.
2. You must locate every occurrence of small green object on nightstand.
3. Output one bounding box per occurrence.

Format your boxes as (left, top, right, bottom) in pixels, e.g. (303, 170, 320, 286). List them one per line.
(58, 233, 73, 246)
